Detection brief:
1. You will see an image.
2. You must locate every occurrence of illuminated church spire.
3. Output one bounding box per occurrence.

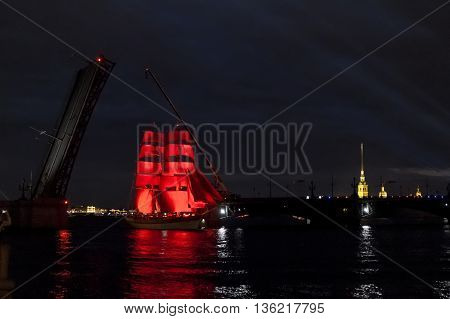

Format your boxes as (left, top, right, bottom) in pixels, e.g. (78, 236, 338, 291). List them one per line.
(415, 185, 422, 198)
(357, 143, 369, 198)
(378, 177, 387, 198)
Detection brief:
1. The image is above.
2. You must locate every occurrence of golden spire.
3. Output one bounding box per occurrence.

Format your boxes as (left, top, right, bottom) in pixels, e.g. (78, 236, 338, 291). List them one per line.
(378, 182, 387, 198)
(361, 142, 364, 175)
(358, 142, 369, 198)
(415, 186, 422, 198)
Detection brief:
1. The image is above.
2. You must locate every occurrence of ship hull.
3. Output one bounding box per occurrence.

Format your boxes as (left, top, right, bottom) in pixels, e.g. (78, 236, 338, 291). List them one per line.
(126, 216, 206, 230)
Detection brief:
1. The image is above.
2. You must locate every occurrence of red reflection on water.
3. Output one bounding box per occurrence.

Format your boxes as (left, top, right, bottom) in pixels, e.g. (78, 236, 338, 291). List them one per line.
(50, 229, 73, 298)
(125, 229, 217, 298)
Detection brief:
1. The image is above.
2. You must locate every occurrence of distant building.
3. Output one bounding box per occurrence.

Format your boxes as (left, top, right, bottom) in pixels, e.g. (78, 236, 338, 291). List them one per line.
(86, 206, 96, 213)
(67, 205, 125, 215)
(378, 183, 388, 198)
(415, 186, 422, 198)
(358, 143, 369, 198)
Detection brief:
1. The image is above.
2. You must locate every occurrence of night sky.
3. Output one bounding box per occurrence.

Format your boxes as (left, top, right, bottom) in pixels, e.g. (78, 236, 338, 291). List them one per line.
(0, 0, 449, 207)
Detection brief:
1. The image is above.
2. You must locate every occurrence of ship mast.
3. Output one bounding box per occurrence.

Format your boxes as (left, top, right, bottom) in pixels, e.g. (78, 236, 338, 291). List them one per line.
(144, 68, 228, 195)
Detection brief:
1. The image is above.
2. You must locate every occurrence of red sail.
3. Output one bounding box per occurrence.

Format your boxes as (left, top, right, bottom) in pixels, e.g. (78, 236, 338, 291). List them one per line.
(135, 127, 223, 215)
(189, 170, 223, 206)
(135, 189, 156, 213)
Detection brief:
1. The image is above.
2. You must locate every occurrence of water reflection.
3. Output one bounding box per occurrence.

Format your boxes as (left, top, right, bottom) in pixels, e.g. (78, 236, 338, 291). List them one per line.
(49, 230, 73, 298)
(357, 226, 378, 274)
(125, 229, 217, 298)
(352, 283, 383, 298)
(352, 225, 383, 298)
(0, 243, 15, 298)
(216, 227, 230, 259)
(124, 228, 254, 298)
(214, 227, 253, 298)
(216, 227, 246, 265)
(2, 217, 449, 298)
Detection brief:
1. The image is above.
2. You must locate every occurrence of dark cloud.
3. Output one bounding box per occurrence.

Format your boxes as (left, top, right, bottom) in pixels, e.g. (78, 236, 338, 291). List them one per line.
(391, 167, 450, 178)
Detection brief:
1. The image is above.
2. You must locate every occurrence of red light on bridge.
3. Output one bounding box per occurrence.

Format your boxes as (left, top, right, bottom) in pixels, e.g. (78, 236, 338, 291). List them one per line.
(96, 57, 102, 63)
(64, 200, 68, 205)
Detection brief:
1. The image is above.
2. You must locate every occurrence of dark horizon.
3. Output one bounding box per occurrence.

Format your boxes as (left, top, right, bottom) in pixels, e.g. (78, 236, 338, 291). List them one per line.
(1, 0, 449, 207)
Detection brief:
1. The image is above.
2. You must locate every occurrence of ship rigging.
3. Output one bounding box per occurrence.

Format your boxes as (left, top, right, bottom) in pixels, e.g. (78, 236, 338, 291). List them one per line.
(126, 68, 228, 230)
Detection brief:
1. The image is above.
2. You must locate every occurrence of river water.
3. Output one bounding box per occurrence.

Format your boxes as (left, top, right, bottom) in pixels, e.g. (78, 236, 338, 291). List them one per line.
(1, 216, 449, 298)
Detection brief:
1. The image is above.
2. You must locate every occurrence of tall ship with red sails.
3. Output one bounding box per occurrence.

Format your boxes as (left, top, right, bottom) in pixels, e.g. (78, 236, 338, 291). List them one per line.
(126, 125, 224, 230)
